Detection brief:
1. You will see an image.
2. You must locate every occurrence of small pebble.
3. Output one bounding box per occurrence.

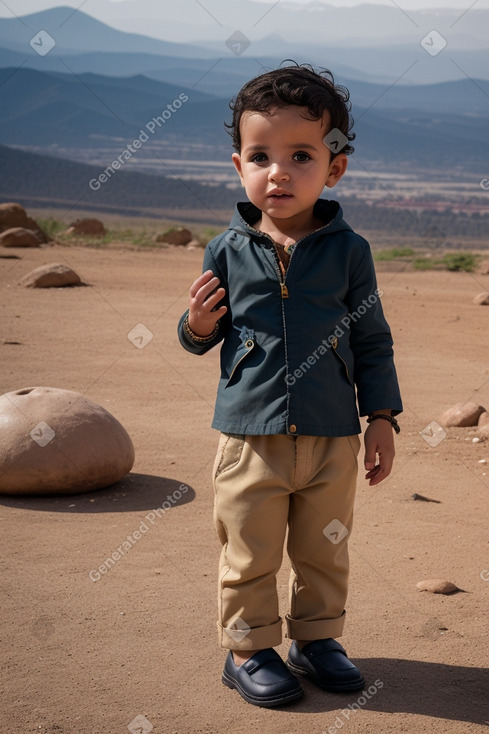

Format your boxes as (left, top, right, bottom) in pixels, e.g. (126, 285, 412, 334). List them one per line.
(473, 437, 481, 443)
(478, 459, 487, 464)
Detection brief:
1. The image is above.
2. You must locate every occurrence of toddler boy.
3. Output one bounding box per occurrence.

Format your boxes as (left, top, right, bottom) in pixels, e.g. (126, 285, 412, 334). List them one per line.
(178, 63, 402, 708)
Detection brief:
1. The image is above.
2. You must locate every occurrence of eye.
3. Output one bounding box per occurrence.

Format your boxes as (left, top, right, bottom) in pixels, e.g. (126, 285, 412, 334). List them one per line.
(293, 151, 312, 162)
(250, 153, 268, 163)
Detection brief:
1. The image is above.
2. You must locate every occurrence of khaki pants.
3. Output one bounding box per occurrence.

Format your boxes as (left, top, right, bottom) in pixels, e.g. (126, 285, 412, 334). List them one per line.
(212, 432, 360, 650)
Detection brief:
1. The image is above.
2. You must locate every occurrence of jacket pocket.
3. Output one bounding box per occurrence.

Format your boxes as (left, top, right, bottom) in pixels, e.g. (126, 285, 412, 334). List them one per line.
(330, 336, 353, 385)
(226, 333, 255, 385)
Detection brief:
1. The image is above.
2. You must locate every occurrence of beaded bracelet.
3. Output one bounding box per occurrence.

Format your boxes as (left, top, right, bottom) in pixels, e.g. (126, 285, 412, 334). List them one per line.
(183, 314, 219, 344)
(366, 413, 401, 434)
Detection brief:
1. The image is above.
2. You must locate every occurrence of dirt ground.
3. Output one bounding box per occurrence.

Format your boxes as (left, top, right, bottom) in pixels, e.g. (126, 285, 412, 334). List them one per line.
(1, 239, 488, 734)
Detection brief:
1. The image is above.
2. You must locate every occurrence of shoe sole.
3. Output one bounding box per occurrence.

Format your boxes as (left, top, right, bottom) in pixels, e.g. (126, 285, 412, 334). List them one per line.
(222, 670, 304, 708)
(286, 659, 365, 693)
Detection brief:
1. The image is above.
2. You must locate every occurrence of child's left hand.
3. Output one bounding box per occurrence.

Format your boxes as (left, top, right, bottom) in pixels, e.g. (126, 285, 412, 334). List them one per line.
(364, 419, 396, 486)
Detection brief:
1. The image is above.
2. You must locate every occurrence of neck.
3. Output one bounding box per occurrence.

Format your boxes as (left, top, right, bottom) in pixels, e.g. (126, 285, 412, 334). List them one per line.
(256, 209, 323, 246)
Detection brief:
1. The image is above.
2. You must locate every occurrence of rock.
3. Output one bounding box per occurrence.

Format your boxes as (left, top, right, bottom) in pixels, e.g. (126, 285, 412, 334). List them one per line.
(0, 202, 48, 242)
(439, 401, 486, 427)
(416, 579, 462, 594)
(473, 292, 489, 305)
(0, 386, 134, 495)
(478, 412, 489, 439)
(66, 218, 106, 237)
(19, 263, 82, 288)
(156, 227, 193, 246)
(0, 227, 40, 248)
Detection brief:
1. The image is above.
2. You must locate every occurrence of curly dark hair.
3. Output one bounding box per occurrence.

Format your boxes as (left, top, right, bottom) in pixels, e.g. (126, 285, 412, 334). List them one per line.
(226, 61, 355, 156)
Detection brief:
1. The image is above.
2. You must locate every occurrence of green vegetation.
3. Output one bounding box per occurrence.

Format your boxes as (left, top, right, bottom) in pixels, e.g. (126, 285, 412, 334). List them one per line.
(38, 217, 65, 239)
(374, 247, 415, 261)
(375, 246, 481, 272)
(412, 252, 480, 272)
(412, 256, 436, 270)
(441, 252, 479, 272)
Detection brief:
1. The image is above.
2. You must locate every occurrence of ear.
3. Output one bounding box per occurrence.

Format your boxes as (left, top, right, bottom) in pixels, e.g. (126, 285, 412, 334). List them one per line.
(325, 153, 348, 189)
(232, 152, 245, 186)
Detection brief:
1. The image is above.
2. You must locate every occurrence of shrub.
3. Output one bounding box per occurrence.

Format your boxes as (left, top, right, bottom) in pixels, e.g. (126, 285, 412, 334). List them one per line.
(441, 253, 478, 272)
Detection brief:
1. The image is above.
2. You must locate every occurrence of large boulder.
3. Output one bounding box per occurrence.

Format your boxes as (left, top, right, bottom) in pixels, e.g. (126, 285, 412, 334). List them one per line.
(0, 387, 135, 495)
(438, 401, 486, 427)
(19, 263, 82, 288)
(0, 203, 48, 242)
(0, 227, 40, 248)
(66, 218, 106, 237)
(156, 227, 193, 246)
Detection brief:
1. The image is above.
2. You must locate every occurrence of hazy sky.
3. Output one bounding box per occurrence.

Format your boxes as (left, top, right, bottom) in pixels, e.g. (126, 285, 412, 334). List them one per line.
(5, 0, 489, 8)
(105, 0, 489, 6)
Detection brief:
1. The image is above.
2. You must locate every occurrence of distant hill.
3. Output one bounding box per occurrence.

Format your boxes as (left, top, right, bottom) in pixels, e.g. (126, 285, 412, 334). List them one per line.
(0, 67, 225, 147)
(1, 67, 488, 169)
(0, 144, 237, 219)
(0, 6, 214, 57)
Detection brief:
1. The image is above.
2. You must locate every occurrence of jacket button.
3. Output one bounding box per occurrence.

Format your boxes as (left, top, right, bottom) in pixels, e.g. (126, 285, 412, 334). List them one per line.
(289, 424, 297, 433)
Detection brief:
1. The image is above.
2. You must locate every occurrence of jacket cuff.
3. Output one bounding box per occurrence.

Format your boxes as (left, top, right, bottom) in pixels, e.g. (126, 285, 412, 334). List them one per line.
(177, 311, 222, 355)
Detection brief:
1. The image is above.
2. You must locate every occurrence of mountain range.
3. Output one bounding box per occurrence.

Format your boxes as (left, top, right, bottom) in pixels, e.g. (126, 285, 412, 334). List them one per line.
(0, 5, 489, 86)
(1, 65, 487, 169)
(1, 5, 488, 213)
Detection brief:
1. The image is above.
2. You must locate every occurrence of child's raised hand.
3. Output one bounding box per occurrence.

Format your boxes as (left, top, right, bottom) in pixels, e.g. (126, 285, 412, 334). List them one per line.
(364, 419, 396, 486)
(188, 270, 227, 337)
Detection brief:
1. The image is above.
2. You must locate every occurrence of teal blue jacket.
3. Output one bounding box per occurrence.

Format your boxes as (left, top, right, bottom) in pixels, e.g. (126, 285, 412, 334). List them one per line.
(178, 199, 402, 436)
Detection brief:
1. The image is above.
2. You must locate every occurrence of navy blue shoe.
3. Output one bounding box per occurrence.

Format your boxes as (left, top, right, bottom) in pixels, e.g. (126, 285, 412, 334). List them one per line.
(287, 639, 365, 693)
(222, 648, 304, 708)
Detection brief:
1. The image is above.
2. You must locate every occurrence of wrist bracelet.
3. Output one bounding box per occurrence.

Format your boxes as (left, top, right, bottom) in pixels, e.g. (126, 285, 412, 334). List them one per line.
(183, 314, 219, 343)
(366, 413, 401, 434)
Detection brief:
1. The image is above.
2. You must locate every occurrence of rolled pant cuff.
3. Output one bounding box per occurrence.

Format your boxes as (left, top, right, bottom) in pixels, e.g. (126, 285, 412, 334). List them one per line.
(285, 610, 346, 641)
(218, 618, 283, 650)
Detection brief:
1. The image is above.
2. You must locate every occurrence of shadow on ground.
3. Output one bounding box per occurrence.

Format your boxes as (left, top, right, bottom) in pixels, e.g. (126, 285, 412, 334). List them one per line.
(276, 658, 489, 726)
(0, 472, 195, 512)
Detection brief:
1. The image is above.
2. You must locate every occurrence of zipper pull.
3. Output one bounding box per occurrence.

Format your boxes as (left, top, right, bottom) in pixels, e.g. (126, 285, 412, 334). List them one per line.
(281, 283, 289, 299)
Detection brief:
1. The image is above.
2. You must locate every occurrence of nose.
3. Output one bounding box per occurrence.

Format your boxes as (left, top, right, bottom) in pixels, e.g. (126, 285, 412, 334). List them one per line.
(268, 162, 289, 182)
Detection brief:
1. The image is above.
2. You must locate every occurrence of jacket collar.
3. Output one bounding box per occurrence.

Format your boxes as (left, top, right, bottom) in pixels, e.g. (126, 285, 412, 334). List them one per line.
(229, 199, 351, 241)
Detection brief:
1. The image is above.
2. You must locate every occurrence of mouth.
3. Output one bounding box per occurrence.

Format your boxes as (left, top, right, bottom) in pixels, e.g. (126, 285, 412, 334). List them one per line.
(267, 190, 293, 200)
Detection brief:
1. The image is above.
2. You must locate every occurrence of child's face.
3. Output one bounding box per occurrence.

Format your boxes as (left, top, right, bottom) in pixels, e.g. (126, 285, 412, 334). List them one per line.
(232, 105, 347, 225)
